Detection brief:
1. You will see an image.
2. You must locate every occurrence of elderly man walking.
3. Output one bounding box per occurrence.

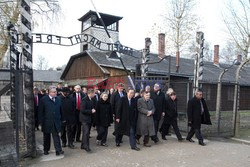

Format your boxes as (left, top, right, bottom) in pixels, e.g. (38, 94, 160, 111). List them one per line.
(136, 91, 155, 147)
(38, 86, 64, 156)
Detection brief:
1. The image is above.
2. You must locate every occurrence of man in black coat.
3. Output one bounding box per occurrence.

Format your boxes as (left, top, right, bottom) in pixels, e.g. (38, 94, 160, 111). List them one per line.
(80, 89, 96, 152)
(116, 89, 140, 151)
(38, 86, 64, 156)
(59, 87, 77, 149)
(162, 92, 183, 141)
(150, 83, 166, 143)
(71, 85, 86, 142)
(111, 83, 126, 143)
(34, 87, 42, 130)
(186, 90, 212, 146)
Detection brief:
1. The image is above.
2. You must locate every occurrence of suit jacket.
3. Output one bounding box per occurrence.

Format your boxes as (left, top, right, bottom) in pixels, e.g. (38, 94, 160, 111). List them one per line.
(151, 90, 166, 120)
(187, 97, 212, 129)
(34, 93, 42, 113)
(111, 91, 127, 116)
(136, 98, 155, 136)
(80, 96, 95, 124)
(38, 95, 63, 133)
(116, 97, 137, 136)
(71, 92, 86, 110)
(59, 95, 77, 124)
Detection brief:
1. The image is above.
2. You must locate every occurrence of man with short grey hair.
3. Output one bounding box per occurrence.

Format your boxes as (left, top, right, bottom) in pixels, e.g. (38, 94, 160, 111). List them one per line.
(38, 86, 64, 156)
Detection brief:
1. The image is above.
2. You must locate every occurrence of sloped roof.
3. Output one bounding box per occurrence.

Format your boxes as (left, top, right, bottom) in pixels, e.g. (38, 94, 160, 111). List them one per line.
(78, 10, 123, 26)
(61, 50, 250, 86)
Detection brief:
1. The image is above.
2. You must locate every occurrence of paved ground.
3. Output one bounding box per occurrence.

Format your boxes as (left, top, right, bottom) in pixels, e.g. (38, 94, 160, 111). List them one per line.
(21, 127, 250, 167)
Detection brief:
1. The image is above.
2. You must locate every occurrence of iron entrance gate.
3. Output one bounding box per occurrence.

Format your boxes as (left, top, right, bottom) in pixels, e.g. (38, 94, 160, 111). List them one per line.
(134, 76, 170, 92)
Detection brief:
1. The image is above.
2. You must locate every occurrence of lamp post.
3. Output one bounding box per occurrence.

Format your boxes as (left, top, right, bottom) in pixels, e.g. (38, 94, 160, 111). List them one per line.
(215, 59, 240, 135)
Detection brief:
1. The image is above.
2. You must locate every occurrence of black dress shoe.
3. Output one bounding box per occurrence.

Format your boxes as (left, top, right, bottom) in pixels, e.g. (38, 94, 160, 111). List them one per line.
(143, 143, 151, 147)
(178, 138, 184, 142)
(199, 141, 206, 146)
(101, 143, 108, 147)
(186, 139, 195, 143)
(162, 136, 167, 140)
(44, 151, 49, 155)
(76, 139, 81, 142)
(85, 148, 91, 152)
(116, 143, 120, 147)
(131, 147, 140, 151)
(153, 138, 159, 143)
(56, 150, 64, 156)
(68, 144, 75, 149)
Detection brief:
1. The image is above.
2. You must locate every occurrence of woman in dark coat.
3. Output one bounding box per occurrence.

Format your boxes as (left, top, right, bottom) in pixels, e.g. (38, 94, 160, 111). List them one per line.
(95, 92, 113, 146)
(162, 92, 183, 141)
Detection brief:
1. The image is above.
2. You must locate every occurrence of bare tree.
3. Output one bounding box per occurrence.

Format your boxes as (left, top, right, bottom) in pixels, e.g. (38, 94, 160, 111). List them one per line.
(188, 40, 213, 62)
(0, 1, 19, 67)
(223, 0, 250, 59)
(34, 54, 48, 70)
(221, 41, 241, 63)
(163, 0, 199, 57)
(0, 0, 60, 67)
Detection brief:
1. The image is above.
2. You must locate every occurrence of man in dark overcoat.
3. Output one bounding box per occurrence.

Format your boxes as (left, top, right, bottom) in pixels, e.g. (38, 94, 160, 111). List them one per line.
(34, 87, 42, 130)
(186, 90, 212, 146)
(150, 83, 166, 143)
(38, 86, 64, 156)
(59, 87, 77, 148)
(80, 89, 96, 152)
(115, 89, 140, 151)
(111, 83, 126, 145)
(162, 92, 183, 141)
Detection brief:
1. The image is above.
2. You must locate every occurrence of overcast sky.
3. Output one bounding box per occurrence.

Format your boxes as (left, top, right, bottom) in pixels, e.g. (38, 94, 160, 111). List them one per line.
(32, 0, 228, 68)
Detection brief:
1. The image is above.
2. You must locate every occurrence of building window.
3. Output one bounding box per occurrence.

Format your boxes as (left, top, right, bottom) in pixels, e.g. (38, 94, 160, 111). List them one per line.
(203, 85, 211, 100)
(228, 87, 234, 101)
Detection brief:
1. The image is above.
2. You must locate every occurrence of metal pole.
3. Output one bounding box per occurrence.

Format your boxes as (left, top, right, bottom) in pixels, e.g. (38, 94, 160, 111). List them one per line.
(15, 52, 20, 164)
(215, 69, 227, 135)
(233, 58, 250, 137)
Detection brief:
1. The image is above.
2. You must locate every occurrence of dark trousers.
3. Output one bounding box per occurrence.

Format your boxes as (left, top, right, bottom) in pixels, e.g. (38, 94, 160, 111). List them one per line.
(43, 132, 62, 152)
(97, 126, 108, 144)
(81, 122, 91, 149)
(61, 122, 76, 145)
(115, 122, 123, 143)
(151, 119, 160, 140)
(34, 109, 39, 129)
(73, 111, 81, 141)
(136, 135, 149, 144)
(61, 122, 67, 144)
(162, 118, 182, 140)
(186, 127, 203, 142)
(129, 127, 136, 149)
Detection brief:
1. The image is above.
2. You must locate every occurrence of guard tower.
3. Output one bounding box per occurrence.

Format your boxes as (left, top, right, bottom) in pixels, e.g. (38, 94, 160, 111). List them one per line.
(78, 10, 123, 52)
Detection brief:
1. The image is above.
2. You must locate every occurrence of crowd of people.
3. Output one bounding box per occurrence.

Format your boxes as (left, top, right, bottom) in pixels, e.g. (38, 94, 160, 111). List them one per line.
(35, 83, 211, 156)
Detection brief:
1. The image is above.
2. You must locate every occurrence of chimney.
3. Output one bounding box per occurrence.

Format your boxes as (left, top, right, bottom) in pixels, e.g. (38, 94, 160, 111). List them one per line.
(237, 55, 242, 63)
(176, 51, 180, 72)
(158, 33, 165, 58)
(214, 45, 219, 65)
